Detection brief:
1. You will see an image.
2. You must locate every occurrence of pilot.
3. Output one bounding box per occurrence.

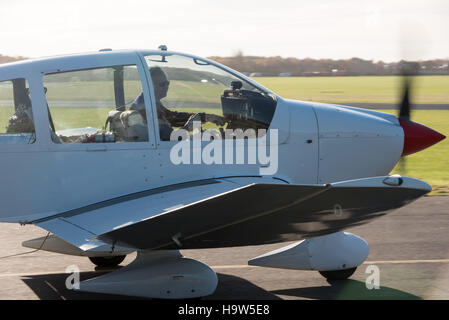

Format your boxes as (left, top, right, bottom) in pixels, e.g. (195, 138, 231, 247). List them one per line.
(130, 66, 225, 141)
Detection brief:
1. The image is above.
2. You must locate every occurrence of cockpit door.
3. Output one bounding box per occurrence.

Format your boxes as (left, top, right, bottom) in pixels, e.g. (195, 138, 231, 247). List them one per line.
(41, 53, 156, 151)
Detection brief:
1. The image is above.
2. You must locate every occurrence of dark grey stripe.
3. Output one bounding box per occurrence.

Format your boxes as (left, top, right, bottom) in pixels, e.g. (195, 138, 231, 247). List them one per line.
(32, 179, 221, 224)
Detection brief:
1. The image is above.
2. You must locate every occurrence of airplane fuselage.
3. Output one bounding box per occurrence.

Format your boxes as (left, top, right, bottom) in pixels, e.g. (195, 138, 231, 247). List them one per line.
(0, 50, 405, 223)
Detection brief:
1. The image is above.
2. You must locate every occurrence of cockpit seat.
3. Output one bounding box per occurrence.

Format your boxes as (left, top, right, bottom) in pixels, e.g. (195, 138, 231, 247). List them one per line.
(106, 110, 148, 142)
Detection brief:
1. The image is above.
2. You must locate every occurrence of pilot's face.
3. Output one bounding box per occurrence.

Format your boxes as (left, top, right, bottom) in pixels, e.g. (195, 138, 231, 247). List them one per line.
(152, 72, 169, 102)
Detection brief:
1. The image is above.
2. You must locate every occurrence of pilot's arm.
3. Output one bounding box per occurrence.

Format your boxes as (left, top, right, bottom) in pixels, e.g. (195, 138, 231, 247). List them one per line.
(132, 92, 225, 127)
(159, 104, 199, 127)
(159, 104, 225, 127)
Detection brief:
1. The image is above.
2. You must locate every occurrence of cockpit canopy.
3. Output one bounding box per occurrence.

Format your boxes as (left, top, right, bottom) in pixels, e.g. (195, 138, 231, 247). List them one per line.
(0, 50, 278, 145)
(144, 54, 277, 136)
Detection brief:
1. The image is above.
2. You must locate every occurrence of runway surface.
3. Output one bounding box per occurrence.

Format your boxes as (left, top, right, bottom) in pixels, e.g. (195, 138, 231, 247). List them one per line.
(1, 196, 449, 300)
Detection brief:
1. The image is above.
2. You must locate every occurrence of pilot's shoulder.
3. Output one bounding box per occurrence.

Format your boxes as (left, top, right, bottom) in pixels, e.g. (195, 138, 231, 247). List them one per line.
(130, 92, 145, 110)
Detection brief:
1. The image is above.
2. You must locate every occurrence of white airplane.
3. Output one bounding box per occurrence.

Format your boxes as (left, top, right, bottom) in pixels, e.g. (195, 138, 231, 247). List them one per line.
(0, 47, 445, 299)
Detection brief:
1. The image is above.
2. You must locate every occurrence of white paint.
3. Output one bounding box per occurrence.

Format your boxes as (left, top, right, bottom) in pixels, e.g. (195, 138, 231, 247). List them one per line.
(248, 232, 369, 271)
(78, 250, 218, 299)
(313, 102, 404, 183)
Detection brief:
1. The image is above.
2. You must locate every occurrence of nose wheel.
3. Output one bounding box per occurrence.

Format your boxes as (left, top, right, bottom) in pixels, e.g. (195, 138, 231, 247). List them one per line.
(89, 255, 126, 268)
(319, 267, 357, 280)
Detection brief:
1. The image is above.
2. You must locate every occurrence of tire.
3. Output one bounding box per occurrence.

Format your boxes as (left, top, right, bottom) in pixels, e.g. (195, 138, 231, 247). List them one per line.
(319, 267, 357, 280)
(89, 255, 126, 268)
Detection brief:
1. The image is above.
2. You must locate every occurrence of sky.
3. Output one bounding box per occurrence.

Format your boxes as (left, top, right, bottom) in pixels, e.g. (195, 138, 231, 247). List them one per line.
(0, 0, 448, 62)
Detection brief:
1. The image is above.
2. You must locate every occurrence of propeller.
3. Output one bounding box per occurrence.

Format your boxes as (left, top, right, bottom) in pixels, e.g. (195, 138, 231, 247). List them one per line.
(397, 61, 420, 120)
(395, 66, 413, 173)
(396, 63, 445, 157)
(398, 75, 411, 120)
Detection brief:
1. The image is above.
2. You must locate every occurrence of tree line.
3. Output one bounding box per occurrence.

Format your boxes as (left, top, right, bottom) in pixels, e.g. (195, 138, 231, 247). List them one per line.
(2, 53, 448, 76)
(0, 54, 27, 65)
(208, 55, 449, 76)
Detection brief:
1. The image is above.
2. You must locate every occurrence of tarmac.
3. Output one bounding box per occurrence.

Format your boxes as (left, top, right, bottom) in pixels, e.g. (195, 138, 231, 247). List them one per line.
(0, 196, 449, 300)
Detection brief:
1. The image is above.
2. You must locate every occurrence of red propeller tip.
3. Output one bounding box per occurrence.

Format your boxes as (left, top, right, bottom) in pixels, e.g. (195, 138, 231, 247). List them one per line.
(399, 119, 446, 156)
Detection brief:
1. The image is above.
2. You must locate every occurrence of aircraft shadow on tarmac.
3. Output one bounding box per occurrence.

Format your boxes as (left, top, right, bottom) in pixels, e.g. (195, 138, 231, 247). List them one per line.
(270, 279, 421, 300)
(21, 270, 420, 300)
(21, 268, 144, 300)
(21, 271, 281, 300)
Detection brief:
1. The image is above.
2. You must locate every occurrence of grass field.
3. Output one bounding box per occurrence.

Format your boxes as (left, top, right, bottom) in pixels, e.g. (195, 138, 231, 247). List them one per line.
(254, 76, 449, 104)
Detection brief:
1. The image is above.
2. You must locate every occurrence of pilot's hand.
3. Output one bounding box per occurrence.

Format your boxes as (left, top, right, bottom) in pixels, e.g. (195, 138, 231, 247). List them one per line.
(206, 114, 226, 126)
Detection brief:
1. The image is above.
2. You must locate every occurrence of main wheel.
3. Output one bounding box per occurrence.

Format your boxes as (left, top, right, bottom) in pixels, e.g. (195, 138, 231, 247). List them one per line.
(89, 255, 126, 268)
(319, 267, 357, 280)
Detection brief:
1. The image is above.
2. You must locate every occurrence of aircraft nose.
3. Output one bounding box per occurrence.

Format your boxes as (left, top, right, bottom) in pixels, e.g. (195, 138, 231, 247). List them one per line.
(399, 119, 446, 156)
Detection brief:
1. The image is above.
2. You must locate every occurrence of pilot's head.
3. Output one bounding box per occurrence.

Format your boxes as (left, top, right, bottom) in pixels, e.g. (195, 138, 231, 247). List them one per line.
(150, 67, 169, 102)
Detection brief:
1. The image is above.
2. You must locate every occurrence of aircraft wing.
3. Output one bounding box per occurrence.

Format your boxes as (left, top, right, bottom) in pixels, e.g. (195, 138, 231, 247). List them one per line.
(33, 176, 430, 251)
(33, 178, 259, 252)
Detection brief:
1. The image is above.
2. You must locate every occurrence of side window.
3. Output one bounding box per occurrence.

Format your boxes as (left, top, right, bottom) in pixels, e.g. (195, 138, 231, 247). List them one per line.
(0, 78, 35, 144)
(43, 65, 148, 144)
(144, 54, 277, 141)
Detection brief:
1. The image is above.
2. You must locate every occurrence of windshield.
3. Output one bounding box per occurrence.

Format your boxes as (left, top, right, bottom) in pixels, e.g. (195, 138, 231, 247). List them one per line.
(144, 54, 277, 141)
